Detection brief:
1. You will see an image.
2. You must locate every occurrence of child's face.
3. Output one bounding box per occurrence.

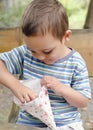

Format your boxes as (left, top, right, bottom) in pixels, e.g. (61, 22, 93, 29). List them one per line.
(24, 33, 67, 65)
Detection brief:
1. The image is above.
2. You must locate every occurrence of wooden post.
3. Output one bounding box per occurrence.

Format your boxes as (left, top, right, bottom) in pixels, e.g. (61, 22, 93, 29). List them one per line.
(84, 0, 93, 28)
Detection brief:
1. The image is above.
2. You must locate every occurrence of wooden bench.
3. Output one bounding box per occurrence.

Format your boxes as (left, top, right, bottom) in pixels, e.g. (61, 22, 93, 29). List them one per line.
(0, 28, 93, 76)
(0, 123, 41, 130)
(0, 28, 93, 130)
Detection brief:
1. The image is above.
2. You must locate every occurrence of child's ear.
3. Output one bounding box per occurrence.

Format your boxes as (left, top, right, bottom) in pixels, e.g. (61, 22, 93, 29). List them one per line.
(64, 30, 72, 41)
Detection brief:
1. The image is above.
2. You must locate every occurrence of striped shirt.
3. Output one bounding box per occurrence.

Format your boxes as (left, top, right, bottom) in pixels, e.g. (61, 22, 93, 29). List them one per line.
(0, 44, 91, 127)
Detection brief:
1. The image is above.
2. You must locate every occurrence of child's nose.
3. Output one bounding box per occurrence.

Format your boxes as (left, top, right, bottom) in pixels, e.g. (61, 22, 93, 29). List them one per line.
(37, 55, 45, 60)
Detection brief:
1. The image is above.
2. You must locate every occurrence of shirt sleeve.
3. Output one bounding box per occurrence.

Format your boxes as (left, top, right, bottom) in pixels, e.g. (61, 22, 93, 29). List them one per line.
(71, 60, 91, 99)
(0, 45, 27, 75)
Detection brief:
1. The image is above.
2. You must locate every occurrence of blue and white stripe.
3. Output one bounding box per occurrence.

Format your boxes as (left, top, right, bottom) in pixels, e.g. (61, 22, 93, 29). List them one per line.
(0, 44, 91, 127)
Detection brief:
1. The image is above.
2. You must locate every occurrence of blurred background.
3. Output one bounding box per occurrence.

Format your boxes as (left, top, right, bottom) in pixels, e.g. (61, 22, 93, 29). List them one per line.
(0, 0, 90, 29)
(0, 1, 93, 130)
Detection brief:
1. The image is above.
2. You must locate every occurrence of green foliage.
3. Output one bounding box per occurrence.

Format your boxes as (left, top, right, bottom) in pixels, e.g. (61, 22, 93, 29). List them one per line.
(0, 0, 90, 29)
(0, 0, 31, 28)
(59, 0, 90, 29)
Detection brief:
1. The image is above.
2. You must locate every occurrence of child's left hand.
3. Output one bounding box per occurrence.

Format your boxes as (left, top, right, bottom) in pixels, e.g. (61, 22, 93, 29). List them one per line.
(41, 75, 89, 107)
(41, 75, 62, 95)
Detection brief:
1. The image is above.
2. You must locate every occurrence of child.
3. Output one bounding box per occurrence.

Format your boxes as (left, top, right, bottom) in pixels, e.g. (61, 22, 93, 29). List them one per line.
(0, 0, 91, 130)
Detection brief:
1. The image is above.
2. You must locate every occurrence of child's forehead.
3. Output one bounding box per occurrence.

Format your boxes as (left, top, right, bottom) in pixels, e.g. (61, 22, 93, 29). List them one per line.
(24, 34, 61, 50)
(24, 33, 59, 43)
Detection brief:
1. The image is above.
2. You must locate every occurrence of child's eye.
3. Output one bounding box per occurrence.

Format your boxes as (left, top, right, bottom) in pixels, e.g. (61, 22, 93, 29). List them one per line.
(44, 50, 52, 54)
(31, 50, 36, 53)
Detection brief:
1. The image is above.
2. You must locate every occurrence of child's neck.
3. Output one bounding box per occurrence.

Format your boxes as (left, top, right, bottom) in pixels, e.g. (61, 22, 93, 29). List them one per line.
(60, 45, 71, 59)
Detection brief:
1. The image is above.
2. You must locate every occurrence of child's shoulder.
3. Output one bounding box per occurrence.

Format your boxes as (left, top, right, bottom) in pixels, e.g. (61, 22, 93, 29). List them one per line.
(67, 48, 84, 61)
(72, 49, 84, 61)
(11, 44, 28, 54)
(71, 49, 86, 67)
(14, 44, 27, 50)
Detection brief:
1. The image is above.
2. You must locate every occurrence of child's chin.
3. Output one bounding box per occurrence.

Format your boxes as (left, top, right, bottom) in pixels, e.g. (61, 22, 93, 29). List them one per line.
(43, 61, 55, 65)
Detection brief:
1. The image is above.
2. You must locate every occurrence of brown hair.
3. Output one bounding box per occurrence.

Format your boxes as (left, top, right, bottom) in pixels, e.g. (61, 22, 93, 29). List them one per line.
(22, 0, 69, 41)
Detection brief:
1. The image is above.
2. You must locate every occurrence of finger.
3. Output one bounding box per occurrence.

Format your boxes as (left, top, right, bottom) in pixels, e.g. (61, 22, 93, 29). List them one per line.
(41, 80, 44, 86)
(41, 80, 45, 85)
(29, 91, 38, 100)
(19, 96, 26, 104)
(23, 94, 31, 103)
(41, 79, 47, 86)
(45, 83, 51, 89)
(42, 75, 48, 81)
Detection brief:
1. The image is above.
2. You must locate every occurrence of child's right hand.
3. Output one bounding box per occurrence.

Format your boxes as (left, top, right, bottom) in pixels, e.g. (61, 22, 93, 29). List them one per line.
(11, 83, 38, 104)
(0, 60, 38, 103)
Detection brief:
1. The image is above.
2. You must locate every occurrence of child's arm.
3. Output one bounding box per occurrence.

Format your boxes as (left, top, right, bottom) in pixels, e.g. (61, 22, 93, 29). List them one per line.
(0, 60, 38, 103)
(41, 75, 90, 108)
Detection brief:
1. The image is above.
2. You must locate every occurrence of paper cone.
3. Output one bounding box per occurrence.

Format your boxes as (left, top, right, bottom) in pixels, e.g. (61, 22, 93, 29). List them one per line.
(14, 79, 57, 130)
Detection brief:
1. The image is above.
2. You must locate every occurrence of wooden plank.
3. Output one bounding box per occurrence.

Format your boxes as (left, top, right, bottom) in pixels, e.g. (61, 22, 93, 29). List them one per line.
(67, 29, 93, 77)
(0, 28, 93, 76)
(0, 123, 41, 130)
(0, 28, 23, 52)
